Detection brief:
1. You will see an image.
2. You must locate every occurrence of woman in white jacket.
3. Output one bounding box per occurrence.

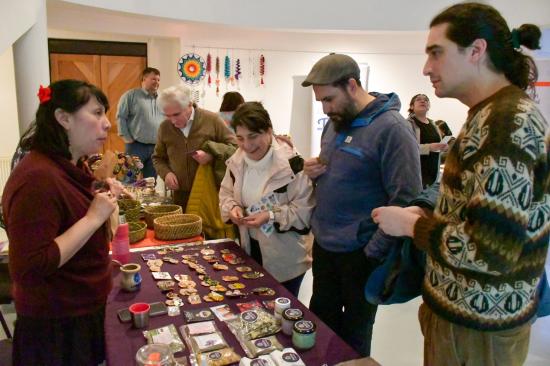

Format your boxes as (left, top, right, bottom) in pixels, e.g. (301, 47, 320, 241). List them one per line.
(219, 102, 314, 296)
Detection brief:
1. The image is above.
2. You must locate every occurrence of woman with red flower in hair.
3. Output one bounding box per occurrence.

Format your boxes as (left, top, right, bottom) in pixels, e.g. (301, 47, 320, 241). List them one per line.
(2, 79, 119, 365)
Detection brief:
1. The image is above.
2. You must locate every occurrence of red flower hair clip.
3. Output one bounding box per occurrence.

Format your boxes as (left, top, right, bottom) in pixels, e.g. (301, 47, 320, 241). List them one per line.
(37, 85, 52, 104)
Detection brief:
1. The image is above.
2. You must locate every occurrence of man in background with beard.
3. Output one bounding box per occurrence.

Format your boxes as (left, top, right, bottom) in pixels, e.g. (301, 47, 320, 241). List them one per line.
(302, 53, 422, 356)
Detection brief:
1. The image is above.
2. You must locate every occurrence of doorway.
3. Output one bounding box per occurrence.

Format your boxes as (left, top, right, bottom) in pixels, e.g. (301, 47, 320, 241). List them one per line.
(49, 39, 147, 153)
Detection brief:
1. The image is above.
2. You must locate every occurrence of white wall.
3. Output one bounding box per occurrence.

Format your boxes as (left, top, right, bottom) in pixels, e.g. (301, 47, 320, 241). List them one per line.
(8, 0, 550, 160)
(61, 0, 550, 32)
(47, 1, 469, 156)
(0, 0, 44, 54)
(180, 45, 468, 157)
(0, 46, 21, 157)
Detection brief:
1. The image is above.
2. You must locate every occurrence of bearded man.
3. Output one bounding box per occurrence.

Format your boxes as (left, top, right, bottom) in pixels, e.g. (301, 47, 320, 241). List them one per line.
(302, 53, 422, 356)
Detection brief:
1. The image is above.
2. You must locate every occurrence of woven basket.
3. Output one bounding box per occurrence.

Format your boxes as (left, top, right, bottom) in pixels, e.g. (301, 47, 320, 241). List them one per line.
(129, 221, 147, 244)
(118, 199, 141, 222)
(144, 204, 182, 228)
(154, 214, 202, 241)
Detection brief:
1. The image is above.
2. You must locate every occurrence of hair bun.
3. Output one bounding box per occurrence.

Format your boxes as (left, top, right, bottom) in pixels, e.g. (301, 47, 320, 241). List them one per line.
(517, 24, 542, 50)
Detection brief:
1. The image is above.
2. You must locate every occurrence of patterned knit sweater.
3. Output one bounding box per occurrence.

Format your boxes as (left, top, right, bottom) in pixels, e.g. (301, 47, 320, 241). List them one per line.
(414, 85, 550, 331)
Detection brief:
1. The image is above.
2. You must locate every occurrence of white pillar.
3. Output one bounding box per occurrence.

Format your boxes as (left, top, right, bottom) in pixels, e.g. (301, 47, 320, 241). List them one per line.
(12, 0, 49, 135)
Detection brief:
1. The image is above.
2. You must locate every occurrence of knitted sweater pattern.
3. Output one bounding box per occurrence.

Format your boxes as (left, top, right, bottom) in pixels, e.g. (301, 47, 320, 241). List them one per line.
(415, 85, 550, 330)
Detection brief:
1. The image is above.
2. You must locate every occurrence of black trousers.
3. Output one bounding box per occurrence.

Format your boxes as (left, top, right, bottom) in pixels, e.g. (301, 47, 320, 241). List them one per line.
(309, 241, 379, 357)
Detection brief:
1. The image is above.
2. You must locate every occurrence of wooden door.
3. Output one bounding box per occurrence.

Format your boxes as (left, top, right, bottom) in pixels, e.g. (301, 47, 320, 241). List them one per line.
(50, 53, 101, 85)
(50, 53, 146, 154)
(100, 55, 146, 153)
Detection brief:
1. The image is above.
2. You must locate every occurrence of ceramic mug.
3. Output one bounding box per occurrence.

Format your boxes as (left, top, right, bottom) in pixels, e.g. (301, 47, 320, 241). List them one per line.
(120, 263, 142, 292)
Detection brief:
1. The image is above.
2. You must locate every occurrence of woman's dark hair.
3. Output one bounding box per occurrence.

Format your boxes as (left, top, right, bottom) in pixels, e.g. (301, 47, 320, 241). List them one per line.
(20, 79, 109, 160)
(435, 120, 453, 137)
(430, 2, 541, 93)
(219, 91, 245, 112)
(408, 94, 430, 114)
(231, 101, 272, 134)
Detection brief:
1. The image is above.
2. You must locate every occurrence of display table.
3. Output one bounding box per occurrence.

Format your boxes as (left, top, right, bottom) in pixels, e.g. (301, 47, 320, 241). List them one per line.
(105, 240, 360, 365)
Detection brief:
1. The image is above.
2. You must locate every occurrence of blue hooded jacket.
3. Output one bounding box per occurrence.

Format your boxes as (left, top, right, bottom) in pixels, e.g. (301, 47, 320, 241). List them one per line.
(311, 92, 422, 258)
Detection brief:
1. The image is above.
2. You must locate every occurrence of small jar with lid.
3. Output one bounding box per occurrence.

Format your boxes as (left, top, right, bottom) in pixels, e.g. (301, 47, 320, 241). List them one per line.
(292, 320, 317, 350)
(274, 297, 291, 321)
(281, 308, 303, 336)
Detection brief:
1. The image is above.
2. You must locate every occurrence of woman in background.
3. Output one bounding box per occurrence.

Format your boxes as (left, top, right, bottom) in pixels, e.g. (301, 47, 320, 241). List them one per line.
(407, 94, 448, 188)
(219, 102, 314, 297)
(219, 91, 245, 129)
(2, 79, 120, 365)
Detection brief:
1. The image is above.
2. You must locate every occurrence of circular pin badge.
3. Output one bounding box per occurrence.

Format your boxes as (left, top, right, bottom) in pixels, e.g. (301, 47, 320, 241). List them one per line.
(213, 263, 229, 271)
(236, 266, 252, 273)
(209, 285, 227, 292)
(222, 276, 239, 282)
(157, 280, 176, 291)
(225, 290, 247, 298)
(229, 283, 246, 290)
(242, 271, 264, 279)
(166, 291, 180, 299)
(200, 248, 215, 256)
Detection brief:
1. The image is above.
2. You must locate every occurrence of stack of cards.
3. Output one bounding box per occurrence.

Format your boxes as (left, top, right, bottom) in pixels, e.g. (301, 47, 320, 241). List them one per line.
(246, 192, 279, 237)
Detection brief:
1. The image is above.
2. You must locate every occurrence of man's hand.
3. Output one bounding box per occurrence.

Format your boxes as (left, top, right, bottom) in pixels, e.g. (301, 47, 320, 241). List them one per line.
(371, 206, 420, 237)
(304, 157, 327, 179)
(164, 172, 179, 190)
(192, 150, 214, 165)
(122, 137, 134, 144)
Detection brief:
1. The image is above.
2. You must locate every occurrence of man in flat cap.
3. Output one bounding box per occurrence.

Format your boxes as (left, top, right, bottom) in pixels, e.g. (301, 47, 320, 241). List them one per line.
(302, 53, 422, 356)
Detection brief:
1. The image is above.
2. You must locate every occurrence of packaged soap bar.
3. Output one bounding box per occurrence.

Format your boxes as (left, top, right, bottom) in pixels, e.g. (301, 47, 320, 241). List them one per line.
(181, 320, 218, 336)
(142, 324, 185, 353)
(199, 347, 241, 366)
(242, 335, 283, 358)
(239, 355, 276, 366)
(270, 348, 306, 366)
(191, 331, 228, 353)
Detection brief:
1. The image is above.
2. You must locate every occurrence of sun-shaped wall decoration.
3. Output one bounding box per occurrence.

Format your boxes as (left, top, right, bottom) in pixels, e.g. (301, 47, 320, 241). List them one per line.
(177, 53, 206, 84)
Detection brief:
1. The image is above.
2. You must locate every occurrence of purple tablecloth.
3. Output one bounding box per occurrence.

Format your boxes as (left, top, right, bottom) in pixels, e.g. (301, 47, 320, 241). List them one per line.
(105, 240, 360, 365)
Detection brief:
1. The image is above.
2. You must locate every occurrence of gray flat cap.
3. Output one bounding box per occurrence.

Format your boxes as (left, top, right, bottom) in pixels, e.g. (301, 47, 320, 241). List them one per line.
(302, 53, 360, 87)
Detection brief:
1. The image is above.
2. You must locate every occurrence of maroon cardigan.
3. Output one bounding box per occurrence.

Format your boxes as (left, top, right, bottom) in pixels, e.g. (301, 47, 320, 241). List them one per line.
(2, 151, 112, 318)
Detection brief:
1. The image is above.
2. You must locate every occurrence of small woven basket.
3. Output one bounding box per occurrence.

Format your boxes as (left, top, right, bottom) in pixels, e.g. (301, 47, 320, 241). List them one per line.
(129, 221, 147, 244)
(144, 204, 182, 228)
(154, 214, 202, 241)
(118, 199, 141, 222)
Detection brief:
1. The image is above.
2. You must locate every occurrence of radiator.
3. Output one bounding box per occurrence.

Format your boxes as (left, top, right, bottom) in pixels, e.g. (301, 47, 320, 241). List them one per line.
(0, 156, 11, 197)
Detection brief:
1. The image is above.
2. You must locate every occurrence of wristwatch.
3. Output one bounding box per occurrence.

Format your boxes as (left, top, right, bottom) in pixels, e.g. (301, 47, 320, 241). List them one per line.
(268, 210, 275, 223)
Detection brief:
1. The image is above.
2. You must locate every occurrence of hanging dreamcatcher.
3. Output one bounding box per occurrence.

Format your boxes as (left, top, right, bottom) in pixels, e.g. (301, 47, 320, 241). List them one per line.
(206, 53, 212, 87)
(259, 54, 265, 86)
(177, 53, 206, 84)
